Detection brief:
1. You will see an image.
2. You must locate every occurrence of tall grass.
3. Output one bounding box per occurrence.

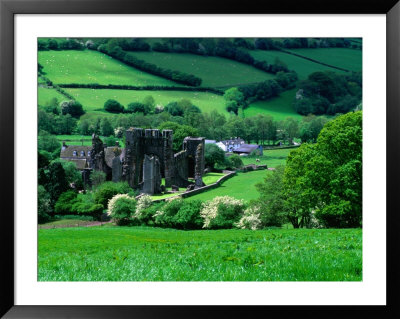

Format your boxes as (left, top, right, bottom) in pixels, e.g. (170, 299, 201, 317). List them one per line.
(38, 226, 362, 281)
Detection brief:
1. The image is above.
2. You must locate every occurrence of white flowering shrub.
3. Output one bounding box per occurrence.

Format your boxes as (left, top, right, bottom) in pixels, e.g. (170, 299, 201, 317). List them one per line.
(200, 196, 245, 229)
(107, 194, 136, 225)
(134, 195, 153, 219)
(235, 206, 262, 230)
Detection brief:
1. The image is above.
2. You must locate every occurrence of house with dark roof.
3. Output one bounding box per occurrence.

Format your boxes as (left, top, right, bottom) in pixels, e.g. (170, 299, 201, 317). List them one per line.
(216, 138, 244, 152)
(232, 144, 263, 156)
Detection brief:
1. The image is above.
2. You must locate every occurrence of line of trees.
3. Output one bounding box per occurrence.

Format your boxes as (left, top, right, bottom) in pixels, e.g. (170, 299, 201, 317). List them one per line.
(94, 39, 202, 87)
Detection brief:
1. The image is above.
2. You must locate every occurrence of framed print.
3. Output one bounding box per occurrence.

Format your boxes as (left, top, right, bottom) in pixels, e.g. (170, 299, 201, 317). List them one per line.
(1, 0, 399, 318)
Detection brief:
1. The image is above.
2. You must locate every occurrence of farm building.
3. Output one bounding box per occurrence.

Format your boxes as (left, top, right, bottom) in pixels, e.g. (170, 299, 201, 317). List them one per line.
(232, 144, 263, 156)
(216, 138, 245, 152)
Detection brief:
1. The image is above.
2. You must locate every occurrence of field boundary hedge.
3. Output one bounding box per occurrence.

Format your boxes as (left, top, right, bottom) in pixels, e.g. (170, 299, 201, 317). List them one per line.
(57, 83, 224, 95)
(278, 49, 351, 73)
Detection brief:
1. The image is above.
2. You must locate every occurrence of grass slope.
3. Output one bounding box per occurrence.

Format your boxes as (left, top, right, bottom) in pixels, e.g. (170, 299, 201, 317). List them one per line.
(64, 88, 228, 114)
(38, 226, 362, 281)
(38, 87, 68, 106)
(249, 50, 347, 79)
(38, 50, 179, 86)
(188, 170, 268, 202)
(127, 51, 275, 88)
(240, 148, 294, 167)
(244, 89, 302, 121)
(287, 48, 362, 72)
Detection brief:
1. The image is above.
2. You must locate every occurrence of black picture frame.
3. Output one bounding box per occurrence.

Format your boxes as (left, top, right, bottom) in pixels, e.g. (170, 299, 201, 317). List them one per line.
(1, 0, 399, 318)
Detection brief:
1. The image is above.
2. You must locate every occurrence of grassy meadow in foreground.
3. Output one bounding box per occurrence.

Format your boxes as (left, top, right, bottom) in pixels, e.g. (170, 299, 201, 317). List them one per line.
(38, 226, 362, 281)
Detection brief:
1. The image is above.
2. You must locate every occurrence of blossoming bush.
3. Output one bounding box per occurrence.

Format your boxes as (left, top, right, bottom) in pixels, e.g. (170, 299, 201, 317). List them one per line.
(200, 196, 245, 229)
(235, 206, 262, 230)
(133, 195, 154, 225)
(107, 194, 137, 225)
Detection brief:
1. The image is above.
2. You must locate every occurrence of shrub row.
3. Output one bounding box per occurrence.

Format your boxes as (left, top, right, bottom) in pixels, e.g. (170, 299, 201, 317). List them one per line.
(57, 83, 223, 95)
(107, 195, 262, 230)
(94, 45, 202, 87)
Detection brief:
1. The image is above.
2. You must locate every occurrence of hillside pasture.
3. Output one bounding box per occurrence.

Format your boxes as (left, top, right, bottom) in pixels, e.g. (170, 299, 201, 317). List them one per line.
(38, 50, 179, 86)
(244, 89, 302, 121)
(249, 50, 347, 79)
(64, 88, 228, 114)
(287, 48, 362, 72)
(187, 170, 268, 202)
(38, 87, 68, 106)
(127, 51, 275, 88)
(38, 226, 362, 281)
(240, 148, 294, 168)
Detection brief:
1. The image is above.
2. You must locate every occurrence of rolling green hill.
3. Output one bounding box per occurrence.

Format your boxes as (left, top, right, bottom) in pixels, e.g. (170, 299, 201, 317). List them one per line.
(127, 51, 275, 88)
(244, 89, 301, 121)
(249, 50, 347, 79)
(286, 48, 362, 72)
(38, 87, 68, 106)
(38, 50, 179, 86)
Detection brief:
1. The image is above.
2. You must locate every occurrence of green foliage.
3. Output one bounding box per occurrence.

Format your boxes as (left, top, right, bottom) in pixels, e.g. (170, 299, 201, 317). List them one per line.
(60, 100, 85, 118)
(253, 166, 287, 227)
(227, 154, 243, 169)
(100, 117, 114, 136)
(38, 185, 52, 223)
(38, 131, 61, 153)
(283, 111, 362, 228)
(108, 195, 137, 226)
(158, 121, 200, 152)
(93, 181, 131, 208)
(90, 171, 107, 188)
(171, 200, 204, 230)
(54, 190, 79, 215)
(154, 198, 185, 228)
(127, 102, 150, 115)
(204, 143, 226, 169)
(104, 99, 124, 113)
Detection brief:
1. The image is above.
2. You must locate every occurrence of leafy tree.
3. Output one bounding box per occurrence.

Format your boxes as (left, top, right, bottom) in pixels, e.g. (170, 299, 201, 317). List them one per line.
(127, 102, 150, 115)
(38, 185, 52, 223)
(79, 119, 90, 135)
(100, 117, 114, 137)
(204, 143, 226, 169)
(159, 122, 199, 152)
(142, 95, 155, 112)
(90, 171, 107, 189)
(227, 154, 243, 169)
(104, 99, 124, 113)
(283, 111, 362, 228)
(164, 101, 184, 117)
(60, 100, 85, 118)
(253, 166, 287, 227)
(223, 87, 245, 114)
(38, 132, 60, 153)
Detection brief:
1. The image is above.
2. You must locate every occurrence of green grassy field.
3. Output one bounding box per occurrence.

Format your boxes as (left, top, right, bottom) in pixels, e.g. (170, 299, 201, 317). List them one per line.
(38, 50, 179, 86)
(240, 148, 294, 167)
(249, 50, 347, 79)
(188, 170, 268, 202)
(51, 134, 125, 148)
(128, 51, 275, 88)
(38, 226, 362, 281)
(244, 89, 302, 121)
(38, 87, 68, 106)
(287, 48, 362, 72)
(150, 172, 226, 201)
(64, 88, 228, 114)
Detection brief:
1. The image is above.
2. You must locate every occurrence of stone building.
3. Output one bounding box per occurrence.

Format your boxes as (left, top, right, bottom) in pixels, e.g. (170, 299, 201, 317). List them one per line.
(60, 128, 206, 195)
